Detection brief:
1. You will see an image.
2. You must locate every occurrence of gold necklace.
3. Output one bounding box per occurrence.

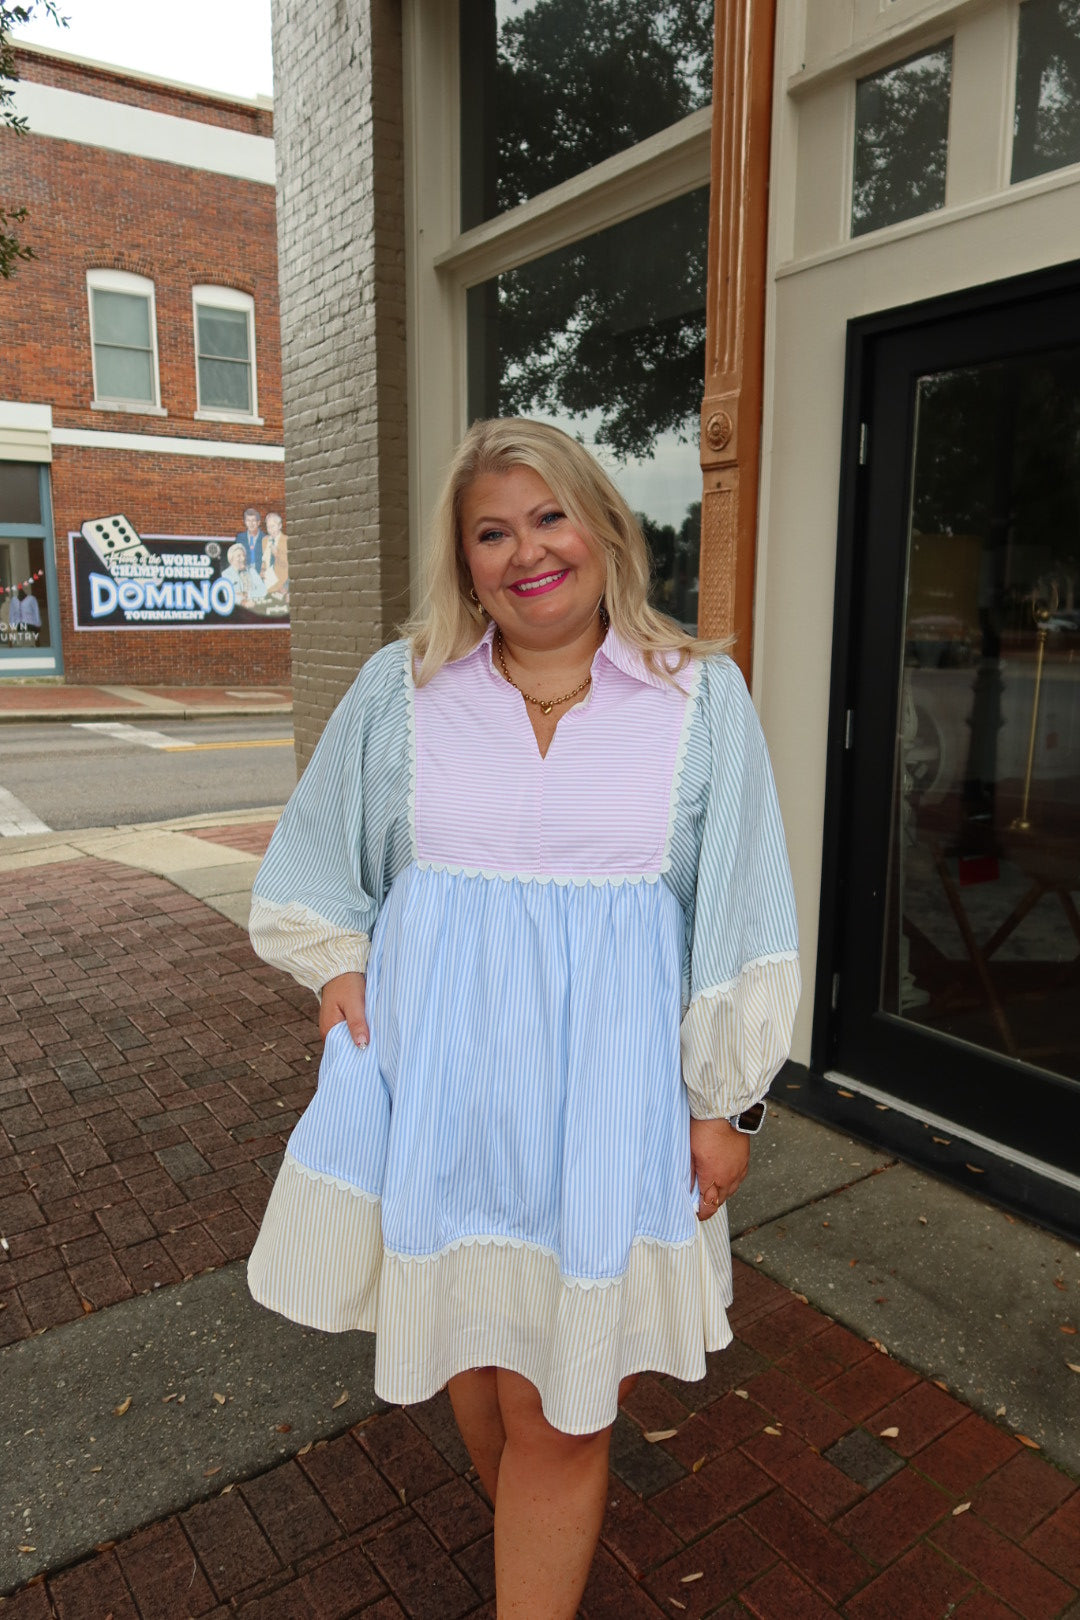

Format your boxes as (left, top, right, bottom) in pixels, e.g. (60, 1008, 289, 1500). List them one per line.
(494, 628, 592, 716)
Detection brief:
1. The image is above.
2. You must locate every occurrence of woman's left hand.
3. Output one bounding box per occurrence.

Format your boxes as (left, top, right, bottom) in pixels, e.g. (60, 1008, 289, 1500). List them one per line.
(690, 1117, 751, 1222)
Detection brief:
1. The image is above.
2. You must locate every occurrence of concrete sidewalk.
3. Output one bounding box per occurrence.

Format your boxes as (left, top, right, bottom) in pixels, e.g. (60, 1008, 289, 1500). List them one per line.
(1, 813, 1077, 1614)
(0, 681, 292, 723)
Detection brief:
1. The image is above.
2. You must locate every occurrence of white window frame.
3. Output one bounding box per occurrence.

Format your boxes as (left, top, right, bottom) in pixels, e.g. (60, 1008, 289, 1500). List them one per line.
(404, 0, 712, 595)
(86, 269, 165, 416)
(192, 285, 261, 423)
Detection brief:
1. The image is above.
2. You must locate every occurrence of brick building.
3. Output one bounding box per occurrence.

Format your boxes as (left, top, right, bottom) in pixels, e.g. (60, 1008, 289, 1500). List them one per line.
(0, 42, 288, 685)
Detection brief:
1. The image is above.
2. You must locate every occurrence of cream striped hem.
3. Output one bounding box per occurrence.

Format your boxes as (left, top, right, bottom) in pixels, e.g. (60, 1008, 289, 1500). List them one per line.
(248, 895, 371, 994)
(248, 1151, 735, 1435)
(682, 952, 802, 1120)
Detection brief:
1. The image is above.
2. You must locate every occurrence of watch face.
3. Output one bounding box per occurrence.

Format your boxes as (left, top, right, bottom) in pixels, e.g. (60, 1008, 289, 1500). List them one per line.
(740, 1102, 767, 1133)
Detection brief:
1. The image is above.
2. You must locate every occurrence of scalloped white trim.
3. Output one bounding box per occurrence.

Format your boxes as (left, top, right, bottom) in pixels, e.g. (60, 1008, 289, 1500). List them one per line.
(403, 646, 420, 865)
(689, 950, 801, 1004)
(287, 1154, 381, 1203)
(413, 858, 662, 888)
(384, 1226, 698, 1289)
(660, 657, 703, 876)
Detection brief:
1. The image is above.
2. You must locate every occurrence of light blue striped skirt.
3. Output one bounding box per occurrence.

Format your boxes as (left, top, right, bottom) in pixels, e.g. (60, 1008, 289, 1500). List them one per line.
(248, 864, 734, 1433)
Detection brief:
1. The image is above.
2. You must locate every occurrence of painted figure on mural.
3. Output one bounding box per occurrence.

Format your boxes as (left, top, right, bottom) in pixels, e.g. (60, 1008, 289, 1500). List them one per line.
(236, 506, 265, 571)
(222, 542, 267, 608)
(261, 511, 289, 599)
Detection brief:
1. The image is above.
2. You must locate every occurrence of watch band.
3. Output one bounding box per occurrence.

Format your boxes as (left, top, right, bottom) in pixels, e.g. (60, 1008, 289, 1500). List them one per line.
(729, 1100, 767, 1135)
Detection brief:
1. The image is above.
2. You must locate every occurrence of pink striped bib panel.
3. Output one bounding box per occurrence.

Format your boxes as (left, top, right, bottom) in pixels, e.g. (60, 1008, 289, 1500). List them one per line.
(411, 644, 694, 880)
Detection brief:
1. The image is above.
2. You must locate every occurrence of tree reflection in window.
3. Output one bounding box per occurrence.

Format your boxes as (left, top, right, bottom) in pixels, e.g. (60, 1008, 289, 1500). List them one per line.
(1013, 0, 1080, 184)
(851, 45, 952, 238)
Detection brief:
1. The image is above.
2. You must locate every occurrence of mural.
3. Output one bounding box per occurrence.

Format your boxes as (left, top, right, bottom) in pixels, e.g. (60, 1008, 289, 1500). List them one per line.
(69, 511, 290, 631)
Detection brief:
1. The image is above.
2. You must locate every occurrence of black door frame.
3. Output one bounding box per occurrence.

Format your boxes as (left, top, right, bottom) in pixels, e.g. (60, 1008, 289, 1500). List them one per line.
(805, 258, 1080, 1238)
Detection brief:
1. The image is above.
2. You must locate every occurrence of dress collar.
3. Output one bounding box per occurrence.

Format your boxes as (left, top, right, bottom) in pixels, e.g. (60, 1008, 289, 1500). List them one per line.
(452, 618, 686, 692)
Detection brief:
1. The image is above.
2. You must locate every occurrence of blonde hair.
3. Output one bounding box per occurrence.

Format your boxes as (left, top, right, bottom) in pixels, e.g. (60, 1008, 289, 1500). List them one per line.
(404, 417, 728, 685)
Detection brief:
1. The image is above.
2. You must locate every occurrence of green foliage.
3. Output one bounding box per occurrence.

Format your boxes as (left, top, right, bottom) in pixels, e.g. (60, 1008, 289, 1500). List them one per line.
(0, 0, 67, 279)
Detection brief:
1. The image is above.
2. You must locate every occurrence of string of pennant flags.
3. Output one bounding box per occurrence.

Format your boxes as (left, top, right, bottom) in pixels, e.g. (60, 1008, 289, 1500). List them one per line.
(0, 568, 45, 596)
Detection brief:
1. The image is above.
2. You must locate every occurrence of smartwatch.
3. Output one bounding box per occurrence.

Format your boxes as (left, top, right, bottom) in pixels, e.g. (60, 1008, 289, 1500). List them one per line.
(729, 1100, 767, 1135)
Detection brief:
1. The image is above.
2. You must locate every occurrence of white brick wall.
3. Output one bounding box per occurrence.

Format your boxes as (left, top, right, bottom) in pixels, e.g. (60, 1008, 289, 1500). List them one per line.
(271, 0, 409, 762)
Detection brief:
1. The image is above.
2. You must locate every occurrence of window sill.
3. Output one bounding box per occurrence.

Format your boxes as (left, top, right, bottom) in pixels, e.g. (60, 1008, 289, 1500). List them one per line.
(194, 410, 264, 426)
(91, 400, 167, 417)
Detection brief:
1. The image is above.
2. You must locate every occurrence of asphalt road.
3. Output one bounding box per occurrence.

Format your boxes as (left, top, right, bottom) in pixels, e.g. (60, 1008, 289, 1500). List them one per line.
(0, 716, 297, 832)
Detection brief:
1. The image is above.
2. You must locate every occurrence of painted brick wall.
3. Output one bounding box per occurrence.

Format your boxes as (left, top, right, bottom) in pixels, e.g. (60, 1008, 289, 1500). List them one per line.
(0, 54, 287, 686)
(49, 445, 289, 685)
(272, 0, 409, 763)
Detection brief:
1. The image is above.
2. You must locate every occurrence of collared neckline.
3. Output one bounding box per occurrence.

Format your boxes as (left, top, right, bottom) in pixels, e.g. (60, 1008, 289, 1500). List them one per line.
(452, 619, 688, 692)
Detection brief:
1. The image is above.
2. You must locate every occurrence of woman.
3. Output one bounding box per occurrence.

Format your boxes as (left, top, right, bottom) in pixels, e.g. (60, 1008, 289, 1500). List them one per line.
(247, 418, 799, 1617)
(261, 511, 289, 598)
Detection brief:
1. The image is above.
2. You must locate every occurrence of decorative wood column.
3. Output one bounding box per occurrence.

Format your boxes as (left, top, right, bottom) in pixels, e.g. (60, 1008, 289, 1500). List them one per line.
(697, 0, 776, 682)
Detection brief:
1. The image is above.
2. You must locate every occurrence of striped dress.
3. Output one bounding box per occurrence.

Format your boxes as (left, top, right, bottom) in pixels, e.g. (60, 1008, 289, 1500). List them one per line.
(246, 625, 800, 1434)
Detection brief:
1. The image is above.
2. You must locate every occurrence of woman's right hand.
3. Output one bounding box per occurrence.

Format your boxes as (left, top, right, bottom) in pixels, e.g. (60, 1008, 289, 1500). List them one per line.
(319, 971, 369, 1047)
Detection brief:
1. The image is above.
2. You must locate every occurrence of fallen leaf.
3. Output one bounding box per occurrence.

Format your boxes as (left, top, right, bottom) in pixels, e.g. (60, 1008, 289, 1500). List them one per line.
(297, 1441, 313, 1456)
(870, 1339, 889, 1356)
(849, 1258, 858, 1268)
(754, 1253, 764, 1263)
(1062, 1325, 1078, 1336)
(221, 1483, 234, 1495)
(764, 1425, 782, 1436)
(203, 1467, 221, 1477)
(691, 1456, 707, 1473)
(90, 1465, 102, 1473)
(213, 1393, 226, 1406)
(965, 1163, 985, 1174)
(275, 1423, 292, 1433)
(1053, 1279, 1066, 1291)
(875, 1296, 888, 1305)
(162, 1393, 179, 1404)
(332, 1391, 349, 1409)
(933, 1380, 950, 1392)
(733, 1389, 749, 1399)
(1066, 1363, 1080, 1375)
(113, 1396, 132, 1417)
(1017, 1435, 1041, 1450)
(822, 1220, 830, 1227)
(875, 1103, 889, 1111)
(680, 1571, 704, 1584)
(792, 1292, 809, 1304)
(995, 1404, 1007, 1416)
(918, 1216, 928, 1225)
(18, 1545, 35, 1554)
(837, 1089, 854, 1098)
(81, 1299, 93, 1314)
(644, 1428, 679, 1443)
(879, 1426, 899, 1438)
(952, 1501, 971, 1516)
(669, 1602, 687, 1612)
(932, 1136, 950, 1145)
(398, 1486, 408, 1505)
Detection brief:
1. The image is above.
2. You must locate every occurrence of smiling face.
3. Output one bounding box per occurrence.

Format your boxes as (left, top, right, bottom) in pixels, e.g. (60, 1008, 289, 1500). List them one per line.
(460, 466, 607, 652)
(227, 544, 247, 569)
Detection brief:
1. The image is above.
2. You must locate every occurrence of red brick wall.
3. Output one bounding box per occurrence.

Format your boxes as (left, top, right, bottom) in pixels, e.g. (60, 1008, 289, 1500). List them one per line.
(0, 57, 287, 685)
(13, 45, 273, 136)
(50, 445, 290, 685)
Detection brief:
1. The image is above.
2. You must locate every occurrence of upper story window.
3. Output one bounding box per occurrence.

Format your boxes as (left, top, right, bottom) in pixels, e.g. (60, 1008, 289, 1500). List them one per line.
(1012, 0, 1080, 184)
(193, 286, 258, 420)
(851, 43, 953, 237)
(87, 269, 161, 411)
(459, 0, 713, 227)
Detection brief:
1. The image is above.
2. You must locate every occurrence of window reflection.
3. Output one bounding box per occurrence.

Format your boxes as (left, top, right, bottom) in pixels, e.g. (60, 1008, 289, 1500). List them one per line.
(467, 189, 708, 629)
(852, 45, 952, 238)
(460, 0, 714, 228)
(1012, 0, 1080, 185)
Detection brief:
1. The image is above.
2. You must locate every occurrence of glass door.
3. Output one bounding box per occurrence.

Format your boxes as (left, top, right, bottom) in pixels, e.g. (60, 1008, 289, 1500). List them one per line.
(0, 462, 62, 674)
(824, 272, 1080, 1176)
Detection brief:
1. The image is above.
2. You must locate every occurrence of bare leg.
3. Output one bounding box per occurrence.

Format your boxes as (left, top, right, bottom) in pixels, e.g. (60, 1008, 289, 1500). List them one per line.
(493, 1368, 612, 1620)
(447, 1367, 505, 1502)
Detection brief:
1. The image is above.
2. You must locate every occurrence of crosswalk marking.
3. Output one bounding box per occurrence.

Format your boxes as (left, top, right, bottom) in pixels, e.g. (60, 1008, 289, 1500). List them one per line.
(0, 785, 51, 837)
(72, 721, 179, 749)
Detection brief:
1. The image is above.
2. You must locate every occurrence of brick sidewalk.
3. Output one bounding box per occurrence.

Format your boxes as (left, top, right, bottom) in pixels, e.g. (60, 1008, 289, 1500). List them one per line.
(189, 822, 278, 858)
(6, 1258, 1078, 1618)
(0, 853, 315, 1346)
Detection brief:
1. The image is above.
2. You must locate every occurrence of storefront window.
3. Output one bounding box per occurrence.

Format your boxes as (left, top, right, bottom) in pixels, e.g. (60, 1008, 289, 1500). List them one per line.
(467, 187, 708, 630)
(1012, 0, 1080, 185)
(0, 464, 53, 656)
(459, 0, 713, 228)
(882, 352, 1080, 1081)
(851, 44, 952, 237)
(0, 461, 41, 525)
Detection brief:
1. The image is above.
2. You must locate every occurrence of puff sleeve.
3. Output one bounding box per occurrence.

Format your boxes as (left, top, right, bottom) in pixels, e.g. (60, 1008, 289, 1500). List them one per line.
(248, 641, 412, 994)
(680, 658, 801, 1120)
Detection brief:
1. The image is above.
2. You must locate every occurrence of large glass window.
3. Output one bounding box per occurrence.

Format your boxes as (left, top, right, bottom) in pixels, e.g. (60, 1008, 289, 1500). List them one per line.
(87, 270, 159, 408)
(1012, 0, 1080, 185)
(851, 44, 953, 237)
(459, 0, 713, 228)
(0, 465, 52, 655)
(468, 188, 708, 630)
(193, 286, 257, 417)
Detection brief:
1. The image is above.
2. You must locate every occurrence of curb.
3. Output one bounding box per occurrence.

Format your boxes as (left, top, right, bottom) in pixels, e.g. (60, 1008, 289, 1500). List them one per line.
(0, 703, 293, 724)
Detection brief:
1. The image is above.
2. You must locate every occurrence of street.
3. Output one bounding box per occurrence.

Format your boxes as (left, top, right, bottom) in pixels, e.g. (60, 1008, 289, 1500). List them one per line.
(0, 716, 296, 832)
